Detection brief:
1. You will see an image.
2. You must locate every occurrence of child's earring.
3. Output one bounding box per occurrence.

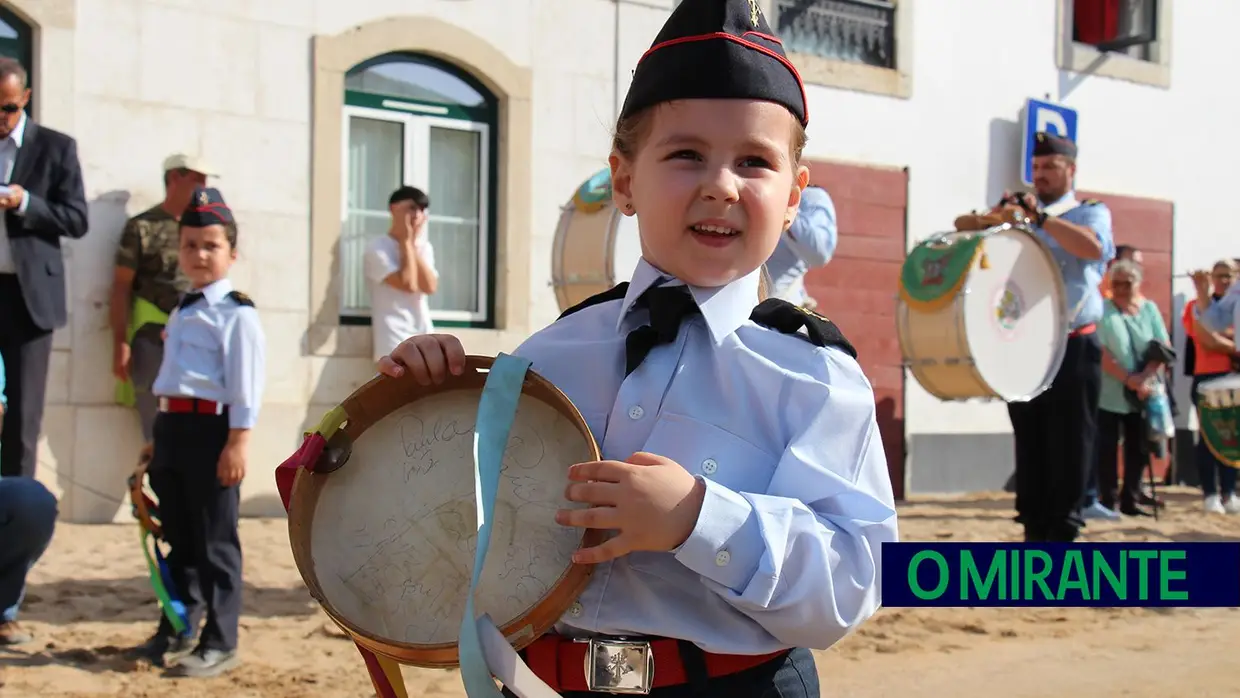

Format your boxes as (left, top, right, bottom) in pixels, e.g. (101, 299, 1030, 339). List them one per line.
(625, 203, 635, 213)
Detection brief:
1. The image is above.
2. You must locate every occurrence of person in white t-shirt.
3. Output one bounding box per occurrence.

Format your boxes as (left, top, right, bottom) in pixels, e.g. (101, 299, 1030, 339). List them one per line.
(363, 186, 439, 363)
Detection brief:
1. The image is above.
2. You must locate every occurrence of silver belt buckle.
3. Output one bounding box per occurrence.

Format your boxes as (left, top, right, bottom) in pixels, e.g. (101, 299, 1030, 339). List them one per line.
(579, 638, 654, 694)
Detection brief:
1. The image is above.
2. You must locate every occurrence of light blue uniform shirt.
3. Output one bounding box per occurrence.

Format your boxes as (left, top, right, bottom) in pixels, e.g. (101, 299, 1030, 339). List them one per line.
(1196, 284, 1240, 335)
(1032, 191, 1115, 329)
(151, 278, 267, 430)
(512, 258, 898, 655)
(765, 186, 838, 305)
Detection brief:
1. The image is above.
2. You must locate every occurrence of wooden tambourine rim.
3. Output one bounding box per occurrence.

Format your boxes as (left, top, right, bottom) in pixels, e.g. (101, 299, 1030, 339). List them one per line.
(129, 452, 161, 538)
(287, 355, 606, 669)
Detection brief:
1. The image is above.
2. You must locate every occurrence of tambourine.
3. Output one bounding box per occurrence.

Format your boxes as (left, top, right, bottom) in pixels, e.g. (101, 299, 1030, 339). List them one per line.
(276, 354, 605, 695)
(128, 449, 161, 537)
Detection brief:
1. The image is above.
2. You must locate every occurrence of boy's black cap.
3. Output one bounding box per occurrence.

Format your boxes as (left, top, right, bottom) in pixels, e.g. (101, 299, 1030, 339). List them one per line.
(1032, 131, 1078, 158)
(181, 187, 235, 227)
(619, 0, 808, 127)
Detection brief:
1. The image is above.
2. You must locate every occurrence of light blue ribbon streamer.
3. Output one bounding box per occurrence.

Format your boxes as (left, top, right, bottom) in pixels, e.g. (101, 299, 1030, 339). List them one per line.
(459, 352, 532, 697)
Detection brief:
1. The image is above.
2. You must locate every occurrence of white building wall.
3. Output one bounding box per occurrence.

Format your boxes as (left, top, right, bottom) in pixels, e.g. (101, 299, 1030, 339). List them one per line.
(15, 0, 1233, 521)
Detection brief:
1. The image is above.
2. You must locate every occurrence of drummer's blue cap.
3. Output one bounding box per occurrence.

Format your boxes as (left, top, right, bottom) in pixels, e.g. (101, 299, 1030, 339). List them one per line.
(181, 186, 235, 228)
(618, 0, 809, 128)
(1033, 131, 1078, 159)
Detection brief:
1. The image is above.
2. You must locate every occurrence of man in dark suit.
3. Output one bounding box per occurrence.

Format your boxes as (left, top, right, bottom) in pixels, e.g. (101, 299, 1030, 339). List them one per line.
(0, 57, 88, 478)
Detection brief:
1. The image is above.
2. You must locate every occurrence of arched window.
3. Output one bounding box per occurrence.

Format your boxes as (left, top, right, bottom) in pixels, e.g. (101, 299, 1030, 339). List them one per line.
(0, 5, 33, 114)
(340, 52, 498, 328)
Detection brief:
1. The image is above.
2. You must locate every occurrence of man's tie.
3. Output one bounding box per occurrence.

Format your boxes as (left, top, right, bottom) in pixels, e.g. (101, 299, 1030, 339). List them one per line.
(624, 284, 701, 376)
(178, 291, 204, 310)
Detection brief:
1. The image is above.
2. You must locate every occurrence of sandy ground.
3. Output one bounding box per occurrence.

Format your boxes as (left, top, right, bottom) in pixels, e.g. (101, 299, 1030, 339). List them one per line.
(2, 487, 1238, 698)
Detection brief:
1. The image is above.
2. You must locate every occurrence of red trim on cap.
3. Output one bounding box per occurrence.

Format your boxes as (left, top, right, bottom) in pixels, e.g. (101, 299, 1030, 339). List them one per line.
(741, 30, 783, 45)
(188, 202, 233, 218)
(637, 32, 808, 125)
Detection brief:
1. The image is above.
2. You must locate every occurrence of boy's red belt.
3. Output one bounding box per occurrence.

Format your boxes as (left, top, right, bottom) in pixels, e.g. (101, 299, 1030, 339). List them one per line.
(158, 396, 223, 414)
(521, 634, 788, 692)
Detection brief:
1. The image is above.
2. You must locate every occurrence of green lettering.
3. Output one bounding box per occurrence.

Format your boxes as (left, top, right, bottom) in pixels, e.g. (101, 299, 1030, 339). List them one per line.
(961, 551, 1005, 601)
(1057, 550, 1089, 601)
(909, 551, 949, 599)
(1158, 550, 1188, 601)
(1023, 550, 1054, 600)
(1130, 550, 1157, 600)
(1010, 548, 1020, 600)
(1092, 550, 1126, 600)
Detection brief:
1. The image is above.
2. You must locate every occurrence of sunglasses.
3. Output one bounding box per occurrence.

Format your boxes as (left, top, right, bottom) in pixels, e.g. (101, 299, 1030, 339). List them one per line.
(0, 103, 22, 114)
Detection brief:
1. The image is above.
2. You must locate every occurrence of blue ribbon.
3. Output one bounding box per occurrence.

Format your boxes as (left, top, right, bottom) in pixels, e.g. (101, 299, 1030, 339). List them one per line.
(458, 353, 532, 697)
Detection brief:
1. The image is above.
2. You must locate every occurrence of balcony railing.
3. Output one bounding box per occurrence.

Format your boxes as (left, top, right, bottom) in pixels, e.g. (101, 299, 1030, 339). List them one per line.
(773, 0, 896, 69)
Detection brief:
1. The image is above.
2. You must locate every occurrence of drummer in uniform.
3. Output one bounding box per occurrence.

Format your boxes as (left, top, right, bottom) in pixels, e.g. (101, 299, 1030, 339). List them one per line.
(379, 0, 897, 694)
(1000, 132, 1115, 542)
(130, 187, 265, 678)
(764, 185, 837, 309)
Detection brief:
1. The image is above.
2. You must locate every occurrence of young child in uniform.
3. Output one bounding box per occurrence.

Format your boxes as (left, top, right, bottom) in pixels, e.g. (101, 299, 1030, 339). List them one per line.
(134, 186, 265, 678)
(378, 0, 897, 695)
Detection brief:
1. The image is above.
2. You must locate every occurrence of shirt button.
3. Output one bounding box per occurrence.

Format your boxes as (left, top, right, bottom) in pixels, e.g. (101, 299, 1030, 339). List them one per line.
(715, 550, 731, 567)
(628, 405, 644, 420)
(701, 458, 718, 475)
(568, 601, 583, 617)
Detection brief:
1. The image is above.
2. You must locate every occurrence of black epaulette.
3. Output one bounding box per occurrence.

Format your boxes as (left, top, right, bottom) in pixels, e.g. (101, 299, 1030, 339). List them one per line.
(749, 299, 857, 359)
(558, 283, 629, 320)
(227, 291, 255, 308)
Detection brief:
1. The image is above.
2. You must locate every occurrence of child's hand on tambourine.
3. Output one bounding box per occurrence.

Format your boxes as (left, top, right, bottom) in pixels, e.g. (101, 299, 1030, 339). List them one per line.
(378, 333, 467, 385)
(557, 451, 707, 564)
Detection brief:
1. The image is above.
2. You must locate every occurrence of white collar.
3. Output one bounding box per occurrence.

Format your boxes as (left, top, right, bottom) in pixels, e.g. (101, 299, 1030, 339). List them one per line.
(615, 258, 761, 345)
(8, 110, 26, 148)
(1042, 190, 1080, 217)
(195, 278, 235, 305)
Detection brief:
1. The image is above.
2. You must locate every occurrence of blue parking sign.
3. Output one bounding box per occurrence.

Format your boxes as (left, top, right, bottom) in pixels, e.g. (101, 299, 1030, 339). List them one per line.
(1021, 98, 1078, 186)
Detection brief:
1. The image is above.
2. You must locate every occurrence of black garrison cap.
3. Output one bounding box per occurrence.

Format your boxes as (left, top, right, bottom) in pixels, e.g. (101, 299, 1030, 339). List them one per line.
(1032, 131, 1078, 158)
(181, 187, 235, 228)
(619, 0, 808, 127)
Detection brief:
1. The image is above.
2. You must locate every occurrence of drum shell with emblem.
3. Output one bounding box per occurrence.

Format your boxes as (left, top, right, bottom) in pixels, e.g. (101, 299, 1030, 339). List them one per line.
(1196, 374, 1240, 469)
(896, 223, 1069, 402)
(284, 356, 607, 668)
(552, 168, 644, 313)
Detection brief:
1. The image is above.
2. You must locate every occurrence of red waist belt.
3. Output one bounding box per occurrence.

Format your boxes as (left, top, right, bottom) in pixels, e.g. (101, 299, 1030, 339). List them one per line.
(522, 634, 788, 692)
(159, 397, 223, 415)
(1070, 323, 1097, 337)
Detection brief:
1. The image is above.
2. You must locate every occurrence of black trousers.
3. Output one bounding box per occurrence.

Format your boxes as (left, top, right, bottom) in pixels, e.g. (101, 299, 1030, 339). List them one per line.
(502, 646, 819, 697)
(148, 410, 243, 652)
(0, 274, 54, 479)
(1095, 409, 1147, 510)
(1007, 333, 1102, 541)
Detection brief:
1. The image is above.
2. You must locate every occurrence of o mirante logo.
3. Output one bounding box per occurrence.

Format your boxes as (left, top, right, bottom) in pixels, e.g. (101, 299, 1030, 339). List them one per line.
(882, 542, 1240, 608)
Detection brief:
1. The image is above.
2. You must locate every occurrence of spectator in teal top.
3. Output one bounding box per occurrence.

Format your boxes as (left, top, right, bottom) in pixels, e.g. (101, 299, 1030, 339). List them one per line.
(1095, 259, 1169, 517)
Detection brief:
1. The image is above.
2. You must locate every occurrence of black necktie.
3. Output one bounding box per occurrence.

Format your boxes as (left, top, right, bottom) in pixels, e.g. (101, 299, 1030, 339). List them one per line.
(624, 284, 701, 376)
(179, 292, 204, 310)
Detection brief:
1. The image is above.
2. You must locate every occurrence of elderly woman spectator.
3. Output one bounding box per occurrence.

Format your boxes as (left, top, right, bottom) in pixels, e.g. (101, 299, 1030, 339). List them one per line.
(1185, 259, 1239, 514)
(1095, 259, 1170, 517)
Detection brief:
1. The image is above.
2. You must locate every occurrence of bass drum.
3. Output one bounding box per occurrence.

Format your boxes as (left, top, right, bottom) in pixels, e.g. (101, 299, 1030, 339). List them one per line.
(896, 223, 1069, 402)
(551, 168, 643, 313)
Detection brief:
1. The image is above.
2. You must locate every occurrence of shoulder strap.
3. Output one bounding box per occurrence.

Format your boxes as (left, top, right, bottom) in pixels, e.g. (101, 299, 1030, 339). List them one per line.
(557, 283, 629, 320)
(227, 290, 256, 308)
(749, 298, 857, 359)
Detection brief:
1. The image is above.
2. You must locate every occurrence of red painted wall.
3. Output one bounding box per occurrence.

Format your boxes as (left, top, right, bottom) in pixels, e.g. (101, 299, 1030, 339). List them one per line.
(802, 161, 909, 499)
(1079, 190, 1175, 481)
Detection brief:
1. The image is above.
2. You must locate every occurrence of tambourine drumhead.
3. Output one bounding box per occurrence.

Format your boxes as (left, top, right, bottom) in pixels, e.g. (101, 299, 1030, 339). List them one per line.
(960, 226, 1067, 400)
(551, 169, 643, 312)
(1199, 374, 1240, 408)
(287, 357, 604, 668)
(898, 225, 1067, 402)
